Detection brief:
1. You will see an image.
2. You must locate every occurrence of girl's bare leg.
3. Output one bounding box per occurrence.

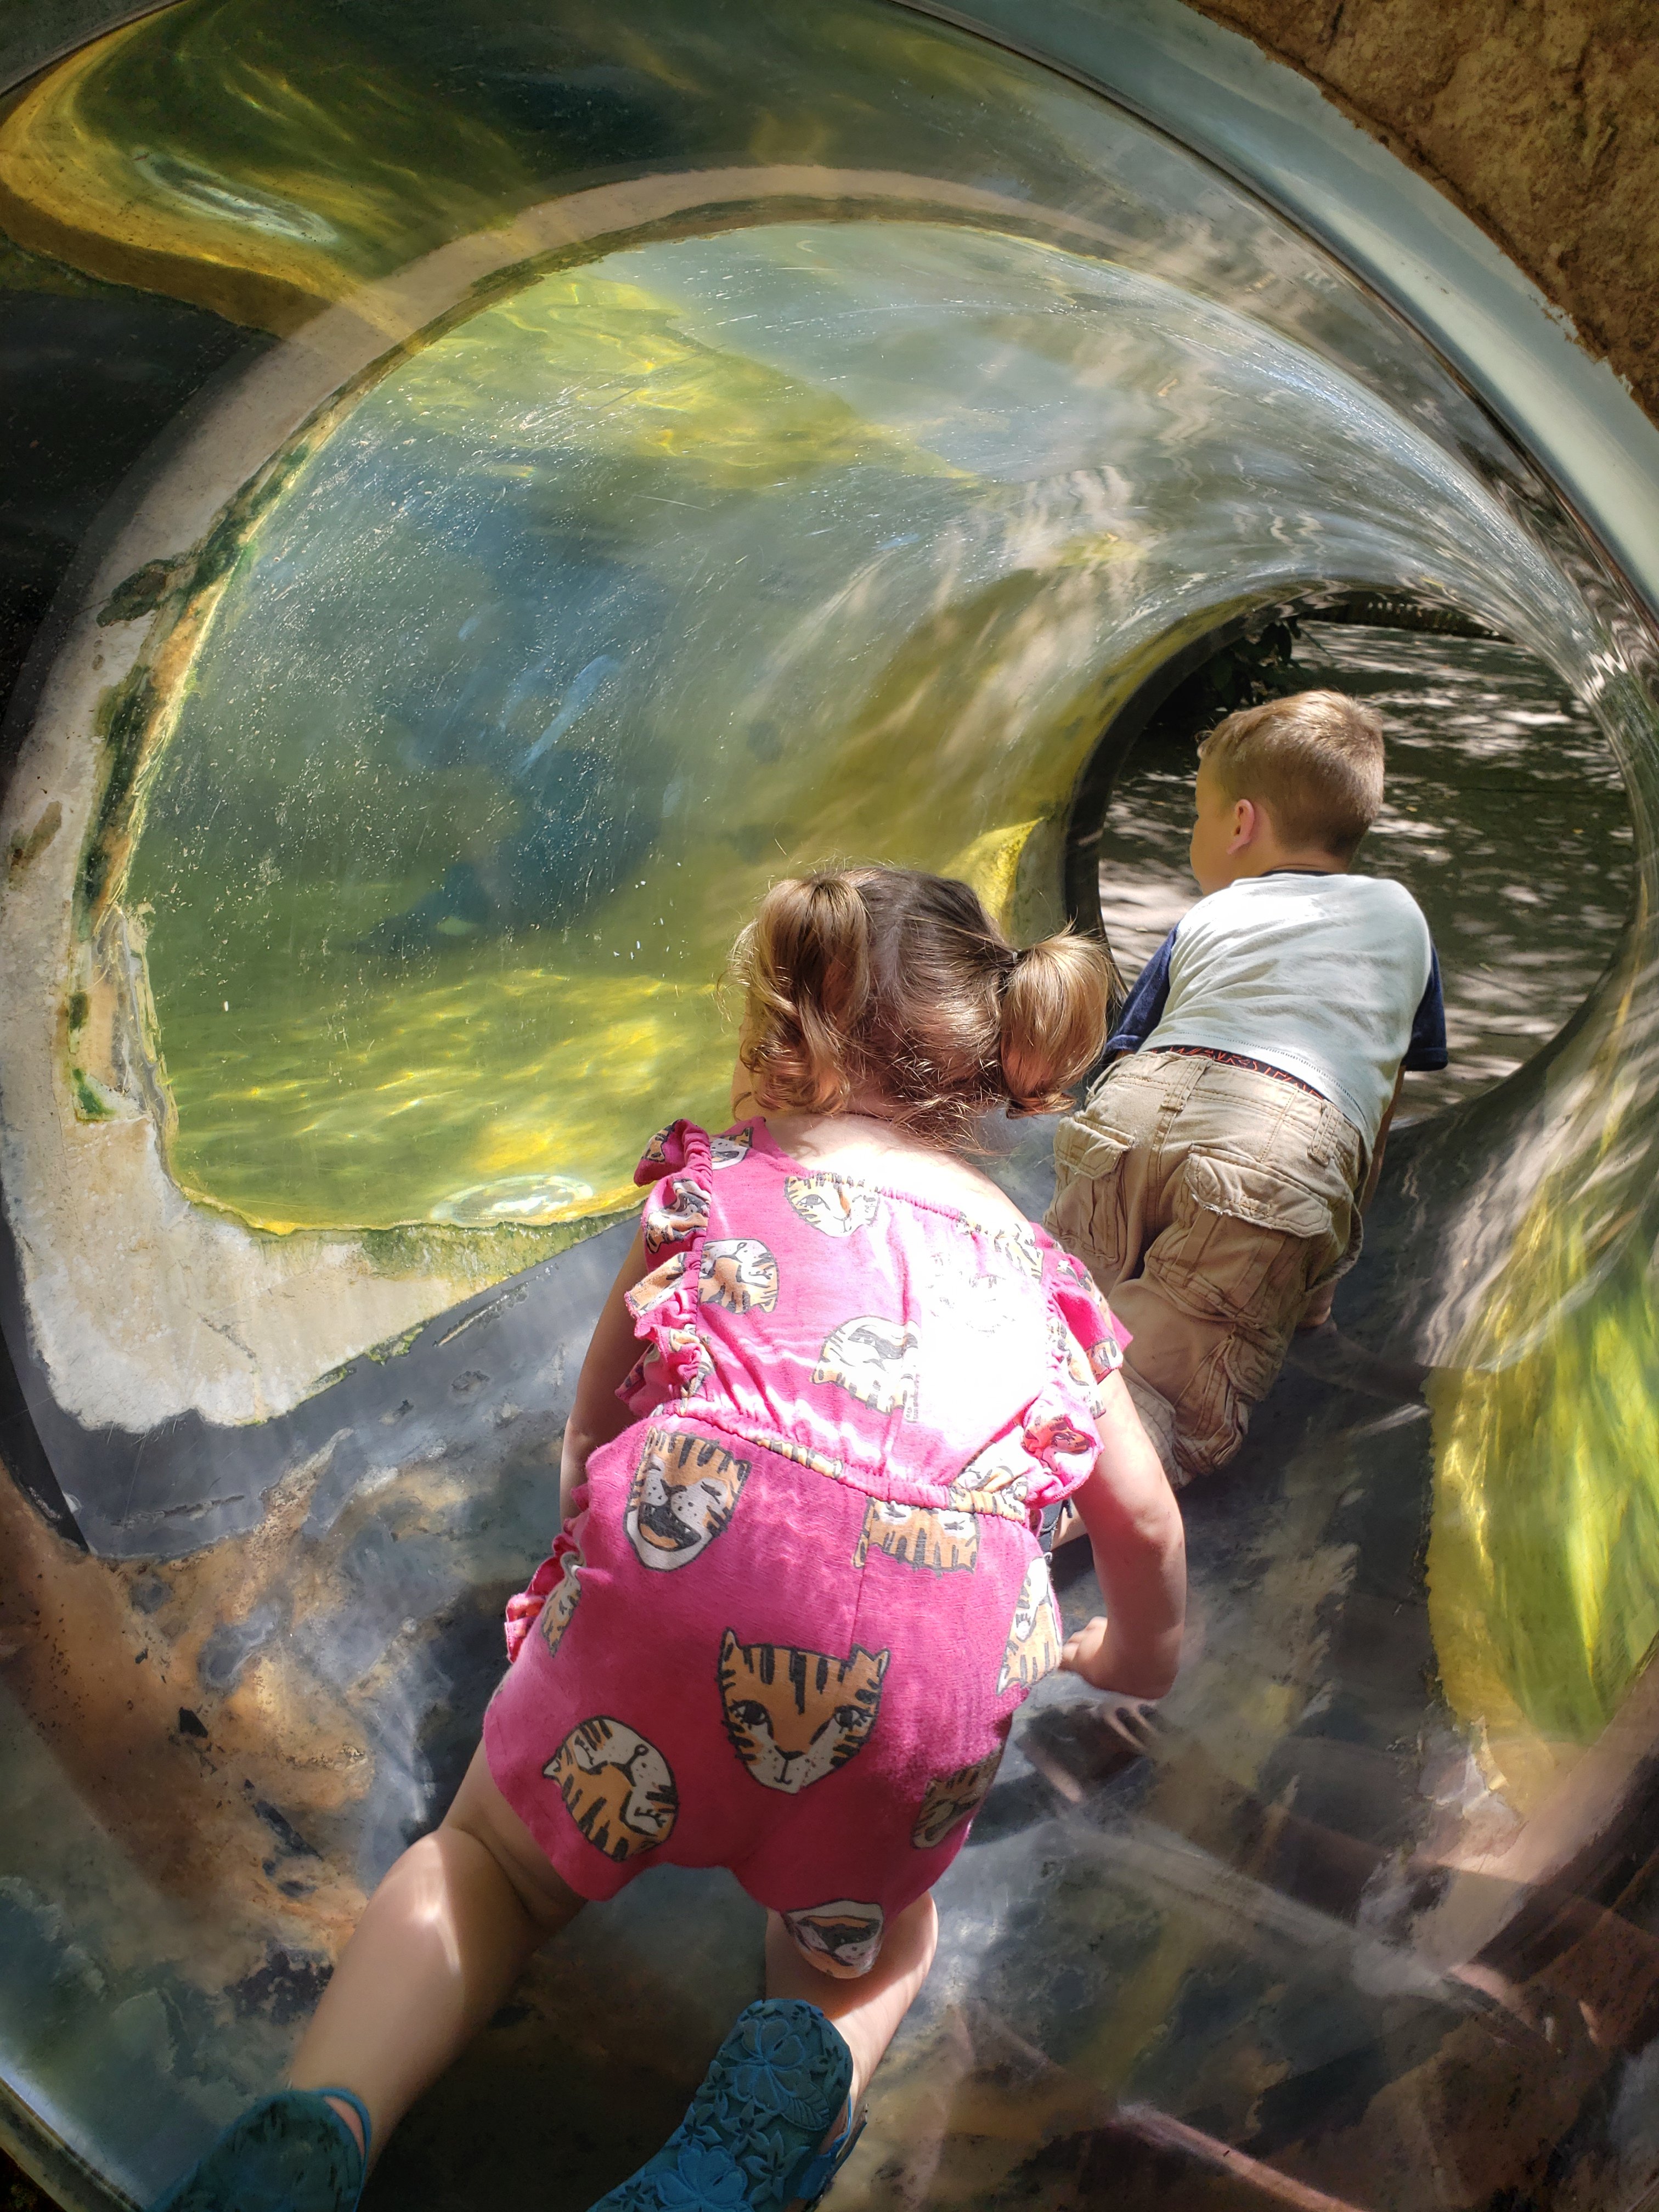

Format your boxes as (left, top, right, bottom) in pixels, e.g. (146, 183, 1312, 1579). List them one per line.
(764, 1893, 939, 2112)
(289, 1744, 584, 2164)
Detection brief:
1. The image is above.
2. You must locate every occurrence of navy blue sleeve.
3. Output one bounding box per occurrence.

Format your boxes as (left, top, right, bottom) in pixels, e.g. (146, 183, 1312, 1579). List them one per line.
(1105, 927, 1177, 1054)
(1403, 945, 1448, 1070)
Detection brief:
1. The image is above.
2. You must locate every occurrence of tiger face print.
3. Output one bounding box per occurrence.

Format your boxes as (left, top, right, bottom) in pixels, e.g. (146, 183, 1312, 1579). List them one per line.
(631, 1323, 714, 1402)
(544, 1717, 678, 1861)
(626, 1428, 749, 1570)
(710, 1127, 753, 1170)
(997, 1556, 1064, 1693)
(991, 1224, 1043, 1280)
(786, 1173, 882, 1238)
(782, 1898, 885, 1977)
(853, 1497, 979, 1575)
(747, 1430, 845, 1481)
(912, 1746, 1004, 1849)
(950, 1438, 1031, 1516)
(1053, 1310, 1093, 1389)
(812, 1317, 920, 1418)
(628, 1249, 689, 1316)
(643, 1174, 710, 1255)
(699, 1238, 780, 1314)
(639, 1124, 677, 1173)
(718, 1632, 888, 1795)
(538, 1551, 583, 1660)
(1087, 1333, 1124, 1410)
(1089, 1336, 1122, 1380)
(654, 1318, 716, 1389)
(1025, 1413, 1097, 1465)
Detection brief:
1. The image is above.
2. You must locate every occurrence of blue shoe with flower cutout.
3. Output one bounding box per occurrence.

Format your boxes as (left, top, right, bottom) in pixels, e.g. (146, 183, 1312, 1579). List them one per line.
(150, 2087, 369, 2211)
(591, 2000, 861, 2212)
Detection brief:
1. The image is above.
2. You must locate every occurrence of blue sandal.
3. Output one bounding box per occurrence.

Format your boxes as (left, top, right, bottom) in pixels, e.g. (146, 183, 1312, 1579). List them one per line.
(591, 2000, 862, 2212)
(150, 2086, 370, 2212)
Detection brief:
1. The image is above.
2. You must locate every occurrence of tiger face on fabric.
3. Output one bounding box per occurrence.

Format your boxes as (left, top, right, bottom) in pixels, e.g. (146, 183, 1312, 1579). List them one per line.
(623, 1323, 715, 1408)
(628, 1249, 689, 1317)
(709, 1127, 754, 1170)
(625, 1429, 749, 1571)
(781, 1898, 885, 1977)
(812, 1317, 921, 1418)
(912, 1746, 1003, 1849)
(544, 1717, 678, 1862)
(997, 1556, 1064, 1692)
(698, 1238, 780, 1314)
(949, 1437, 1031, 1519)
(991, 1224, 1043, 1280)
(718, 1632, 888, 1795)
(643, 1173, 710, 1256)
(853, 1496, 979, 1575)
(785, 1172, 883, 1239)
(538, 1551, 583, 1660)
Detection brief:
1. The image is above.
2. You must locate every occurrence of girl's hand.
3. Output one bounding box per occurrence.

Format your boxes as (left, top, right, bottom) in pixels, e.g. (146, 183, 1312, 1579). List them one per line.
(1063, 1371, 1187, 1702)
(1060, 1614, 1173, 1701)
(1059, 1615, 1114, 1688)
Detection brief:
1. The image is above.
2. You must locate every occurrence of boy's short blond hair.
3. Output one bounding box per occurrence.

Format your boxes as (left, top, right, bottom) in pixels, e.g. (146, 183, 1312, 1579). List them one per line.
(1199, 689, 1384, 860)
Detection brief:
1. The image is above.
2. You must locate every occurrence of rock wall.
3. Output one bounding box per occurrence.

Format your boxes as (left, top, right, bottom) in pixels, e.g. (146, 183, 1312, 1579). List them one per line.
(1187, 0, 1659, 427)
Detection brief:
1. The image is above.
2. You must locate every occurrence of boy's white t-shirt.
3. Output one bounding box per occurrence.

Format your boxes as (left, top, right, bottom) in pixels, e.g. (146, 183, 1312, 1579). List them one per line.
(1104, 871, 1446, 1149)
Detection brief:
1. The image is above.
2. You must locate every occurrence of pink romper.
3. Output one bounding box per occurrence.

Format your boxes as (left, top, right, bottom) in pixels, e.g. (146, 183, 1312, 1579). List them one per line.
(484, 1118, 1125, 1974)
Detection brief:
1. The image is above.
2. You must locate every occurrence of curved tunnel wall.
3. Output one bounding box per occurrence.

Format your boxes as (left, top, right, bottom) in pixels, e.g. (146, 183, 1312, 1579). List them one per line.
(4, 4, 1659, 2209)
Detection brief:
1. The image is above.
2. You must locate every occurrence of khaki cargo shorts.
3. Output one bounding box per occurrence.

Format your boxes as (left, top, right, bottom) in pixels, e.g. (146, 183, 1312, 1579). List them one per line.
(1045, 1049, 1365, 1485)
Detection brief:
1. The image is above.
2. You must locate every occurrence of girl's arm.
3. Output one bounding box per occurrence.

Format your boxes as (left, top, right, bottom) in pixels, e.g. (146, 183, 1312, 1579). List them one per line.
(558, 1227, 655, 1520)
(1059, 1369, 1186, 1700)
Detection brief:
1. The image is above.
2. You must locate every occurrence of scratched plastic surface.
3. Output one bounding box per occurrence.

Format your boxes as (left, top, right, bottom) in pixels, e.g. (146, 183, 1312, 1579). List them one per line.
(4, 4, 1659, 2210)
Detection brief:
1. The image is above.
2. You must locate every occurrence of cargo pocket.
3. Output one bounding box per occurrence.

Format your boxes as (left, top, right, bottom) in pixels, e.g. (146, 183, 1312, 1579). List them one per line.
(1047, 1117, 1134, 1288)
(1161, 1154, 1339, 1327)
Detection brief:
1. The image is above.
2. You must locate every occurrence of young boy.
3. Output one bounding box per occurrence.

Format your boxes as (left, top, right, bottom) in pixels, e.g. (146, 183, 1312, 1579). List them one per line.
(1046, 689, 1446, 1484)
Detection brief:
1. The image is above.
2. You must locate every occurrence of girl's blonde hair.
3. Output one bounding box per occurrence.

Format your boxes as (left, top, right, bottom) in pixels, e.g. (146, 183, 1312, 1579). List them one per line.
(730, 866, 1121, 1146)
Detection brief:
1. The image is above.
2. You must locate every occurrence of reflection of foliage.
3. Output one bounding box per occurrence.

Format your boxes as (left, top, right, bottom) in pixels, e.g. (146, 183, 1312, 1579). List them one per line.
(404, 273, 957, 492)
(1429, 948, 1659, 1810)
(0, 0, 1096, 328)
(1138, 618, 1302, 763)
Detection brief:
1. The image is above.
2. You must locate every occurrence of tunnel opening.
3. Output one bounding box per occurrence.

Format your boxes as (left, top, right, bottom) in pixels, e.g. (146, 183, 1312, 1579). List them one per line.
(1063, 594, 1638, 1125)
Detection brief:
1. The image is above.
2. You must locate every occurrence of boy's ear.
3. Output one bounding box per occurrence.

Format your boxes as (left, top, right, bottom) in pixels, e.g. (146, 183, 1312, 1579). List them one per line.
(1229, 796, 1259, 850)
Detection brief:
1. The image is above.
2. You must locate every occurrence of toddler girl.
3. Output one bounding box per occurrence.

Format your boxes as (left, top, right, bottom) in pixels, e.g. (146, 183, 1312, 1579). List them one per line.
(156, 866, 1185, 2212)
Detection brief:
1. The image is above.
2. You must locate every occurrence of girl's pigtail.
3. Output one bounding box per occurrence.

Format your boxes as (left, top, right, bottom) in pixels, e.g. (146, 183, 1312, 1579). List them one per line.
(998, 931, 1121, 1115)
(735, 874, 872, 1113)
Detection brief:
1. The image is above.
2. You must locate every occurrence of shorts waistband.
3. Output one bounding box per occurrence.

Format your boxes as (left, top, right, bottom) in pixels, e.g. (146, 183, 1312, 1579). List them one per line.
(1148, 1044, 1329, 1102)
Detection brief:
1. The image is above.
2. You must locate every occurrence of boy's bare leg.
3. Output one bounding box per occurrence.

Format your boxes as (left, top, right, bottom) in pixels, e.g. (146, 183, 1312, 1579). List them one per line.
(288, 1744, 584, 2164)
(764, 1894, 939, 2114)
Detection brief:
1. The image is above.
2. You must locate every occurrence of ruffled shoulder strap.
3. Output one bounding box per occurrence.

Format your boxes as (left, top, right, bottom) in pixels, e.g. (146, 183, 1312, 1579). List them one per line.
(635, 1118, 702, 1186)
(620, 1121, 717, 1410)
(1037, 1228, 1130, 1413)
(628, 1119, 713, 1297)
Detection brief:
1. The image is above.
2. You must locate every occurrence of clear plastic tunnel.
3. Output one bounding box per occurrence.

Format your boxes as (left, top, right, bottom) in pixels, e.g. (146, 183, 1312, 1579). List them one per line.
(3, 4, 1659, 2208)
